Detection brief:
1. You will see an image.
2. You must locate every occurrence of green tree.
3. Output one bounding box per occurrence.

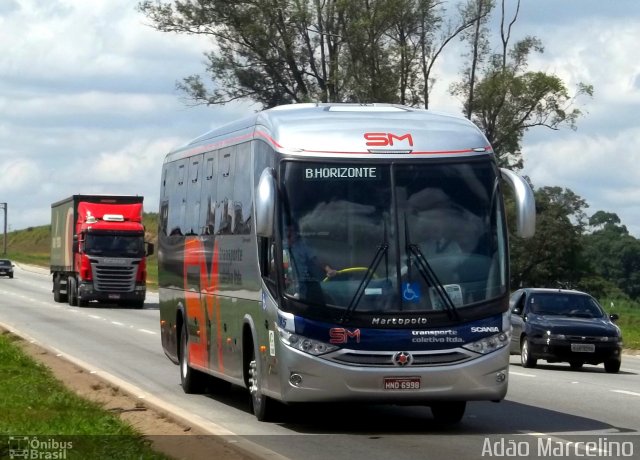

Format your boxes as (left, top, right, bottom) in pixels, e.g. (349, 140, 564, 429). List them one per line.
(582, 211, 640, 299)
(509, 186, 588, 289)
(451, 0, 593, 169)
(138, 0, 482, 109)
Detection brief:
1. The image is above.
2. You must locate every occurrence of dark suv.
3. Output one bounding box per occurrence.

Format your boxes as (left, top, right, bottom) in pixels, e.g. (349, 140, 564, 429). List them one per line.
(0, 259, 14, 278)
(509, 288, 622, 373)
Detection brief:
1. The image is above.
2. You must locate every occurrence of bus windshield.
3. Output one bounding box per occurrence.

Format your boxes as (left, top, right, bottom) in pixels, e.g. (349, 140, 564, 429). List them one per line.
(279, 159, 507, 314)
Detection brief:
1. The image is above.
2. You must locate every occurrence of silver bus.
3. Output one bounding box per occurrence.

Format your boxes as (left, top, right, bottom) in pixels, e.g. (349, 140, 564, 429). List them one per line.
(158, 103, 535, 423)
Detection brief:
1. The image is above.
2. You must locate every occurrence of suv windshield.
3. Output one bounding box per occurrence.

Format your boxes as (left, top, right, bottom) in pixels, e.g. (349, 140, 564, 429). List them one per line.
(528, 293, 604, 318)
(0, 260, 11, 266)
(279, 159, 506, 315)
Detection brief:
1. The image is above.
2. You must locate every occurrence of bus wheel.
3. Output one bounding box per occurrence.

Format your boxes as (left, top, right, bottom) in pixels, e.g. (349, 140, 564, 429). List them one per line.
(430, 401, 466, 425)
(248, 345, 271, 421)
(179, 322, 206, 394)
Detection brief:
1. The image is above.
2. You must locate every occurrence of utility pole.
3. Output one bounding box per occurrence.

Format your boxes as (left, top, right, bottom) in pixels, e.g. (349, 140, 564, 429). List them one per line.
(0, 203, 6, 255)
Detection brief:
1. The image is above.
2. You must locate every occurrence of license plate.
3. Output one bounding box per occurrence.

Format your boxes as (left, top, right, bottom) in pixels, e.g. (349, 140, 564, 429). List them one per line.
(571, 343, 595, 353)
(108, 294, 121, 300)
(383, 377, 421, 390)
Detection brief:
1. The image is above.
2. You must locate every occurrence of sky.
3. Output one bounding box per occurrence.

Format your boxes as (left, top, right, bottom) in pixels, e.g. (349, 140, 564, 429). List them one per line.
(1, 0, 640, 238)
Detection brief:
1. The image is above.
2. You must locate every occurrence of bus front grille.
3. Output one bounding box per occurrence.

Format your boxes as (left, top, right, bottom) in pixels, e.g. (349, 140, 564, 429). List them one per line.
(329, 350, 471, 367)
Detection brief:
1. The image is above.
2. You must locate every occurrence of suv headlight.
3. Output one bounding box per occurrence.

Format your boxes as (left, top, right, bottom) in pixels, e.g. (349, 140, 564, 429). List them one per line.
(547, 332, 566, 340)
(278, 327, 339, 356)
(463, 331, 511, 354)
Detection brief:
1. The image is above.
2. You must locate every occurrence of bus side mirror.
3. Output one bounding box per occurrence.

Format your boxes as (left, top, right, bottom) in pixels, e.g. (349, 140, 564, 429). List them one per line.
(145, 242, 155, 257)
(500, 168, 536, 238)
(256, 167, 276, 238)
(73, 235, 79, 253)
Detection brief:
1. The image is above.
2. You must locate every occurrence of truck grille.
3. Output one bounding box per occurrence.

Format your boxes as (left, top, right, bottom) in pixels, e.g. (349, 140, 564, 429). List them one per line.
(90, 259, 138, 292)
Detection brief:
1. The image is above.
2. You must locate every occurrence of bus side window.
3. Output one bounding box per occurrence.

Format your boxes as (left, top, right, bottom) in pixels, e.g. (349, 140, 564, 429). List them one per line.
(233, 143, 252, 235)
(186, 155, 203, 235)
(167, 159, 187, 236)
(216, 147, 235, 235)
(200, 153, 217, 235)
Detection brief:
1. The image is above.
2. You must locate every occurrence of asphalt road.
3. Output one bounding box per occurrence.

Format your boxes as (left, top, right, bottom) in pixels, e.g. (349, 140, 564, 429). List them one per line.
(1, 263, 639, 460)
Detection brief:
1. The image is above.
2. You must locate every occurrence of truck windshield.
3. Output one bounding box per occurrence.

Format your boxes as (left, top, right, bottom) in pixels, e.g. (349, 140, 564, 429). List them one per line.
(279, 159, 507, 315)
(84, 234, 145, 257)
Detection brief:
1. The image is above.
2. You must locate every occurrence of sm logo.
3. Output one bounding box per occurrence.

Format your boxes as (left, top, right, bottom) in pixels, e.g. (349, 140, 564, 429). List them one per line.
(329, 327, 361, 344)
(364, 132, 414, 147)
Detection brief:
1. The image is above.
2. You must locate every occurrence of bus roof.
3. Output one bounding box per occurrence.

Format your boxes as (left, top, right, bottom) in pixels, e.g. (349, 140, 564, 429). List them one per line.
(166, 103, 492, 161)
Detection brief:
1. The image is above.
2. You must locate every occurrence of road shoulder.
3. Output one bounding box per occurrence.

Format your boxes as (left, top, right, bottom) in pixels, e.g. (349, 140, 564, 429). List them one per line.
(1, 326, 262, 460)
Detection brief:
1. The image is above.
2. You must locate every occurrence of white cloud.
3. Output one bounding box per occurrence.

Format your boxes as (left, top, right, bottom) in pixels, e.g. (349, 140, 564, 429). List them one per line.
(0, 158, 42, 192)
(523, 125, 640, 236)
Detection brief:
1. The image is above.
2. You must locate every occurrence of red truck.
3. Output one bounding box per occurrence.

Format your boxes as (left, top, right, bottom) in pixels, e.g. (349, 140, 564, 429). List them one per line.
(50, 195, 154, 308)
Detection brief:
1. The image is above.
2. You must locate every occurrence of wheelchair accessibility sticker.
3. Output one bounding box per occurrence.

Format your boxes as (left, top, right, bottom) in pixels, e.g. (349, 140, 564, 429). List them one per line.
(402, 282, 421, 302)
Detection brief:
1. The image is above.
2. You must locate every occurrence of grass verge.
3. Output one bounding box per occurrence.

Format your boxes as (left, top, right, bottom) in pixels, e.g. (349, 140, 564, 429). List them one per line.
(0, 331, 170, 459)
(603, 298, 640, 350)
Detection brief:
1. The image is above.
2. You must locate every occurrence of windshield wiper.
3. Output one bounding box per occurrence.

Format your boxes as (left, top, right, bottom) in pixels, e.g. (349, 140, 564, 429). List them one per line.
(339, 242, 389, 324)
(407, 244, 460, 321)
(404, 217, 459, 321)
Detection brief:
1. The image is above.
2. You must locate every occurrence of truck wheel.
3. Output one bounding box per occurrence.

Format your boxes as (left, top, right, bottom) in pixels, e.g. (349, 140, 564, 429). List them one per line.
(179, 322, 206, 394)
(54, 276, 67, 303)
(53, 277, 62, 302)
(67, 277, 78, 307)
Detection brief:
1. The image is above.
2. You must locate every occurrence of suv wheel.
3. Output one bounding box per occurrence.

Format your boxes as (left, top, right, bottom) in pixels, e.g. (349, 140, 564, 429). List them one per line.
(604, 359, 621, 374)
(521, 337, 537, 368)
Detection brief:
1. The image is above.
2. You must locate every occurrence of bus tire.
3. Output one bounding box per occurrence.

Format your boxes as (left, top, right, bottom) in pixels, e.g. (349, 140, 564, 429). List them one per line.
(179, 322, 206, 394)
(248, 341, 272, 421)
(430, 401, 466, 425)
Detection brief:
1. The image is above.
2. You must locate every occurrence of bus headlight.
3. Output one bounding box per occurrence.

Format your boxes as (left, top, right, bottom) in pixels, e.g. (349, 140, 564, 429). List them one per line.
(278, 328, 339, 356)
(463, 331, 510, 355)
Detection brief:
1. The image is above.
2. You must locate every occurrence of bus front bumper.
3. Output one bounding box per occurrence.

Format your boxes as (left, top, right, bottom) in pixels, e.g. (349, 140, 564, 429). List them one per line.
(273, 346, 509, 404)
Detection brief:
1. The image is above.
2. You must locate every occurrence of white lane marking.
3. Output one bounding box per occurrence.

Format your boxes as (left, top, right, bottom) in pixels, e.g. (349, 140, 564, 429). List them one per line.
(611, 389, 640, 397)
(89, 315, 102, 320)
(510, 371, 536, 377)
(111, 321, 124, 326)
(138, 329, 156, 335)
